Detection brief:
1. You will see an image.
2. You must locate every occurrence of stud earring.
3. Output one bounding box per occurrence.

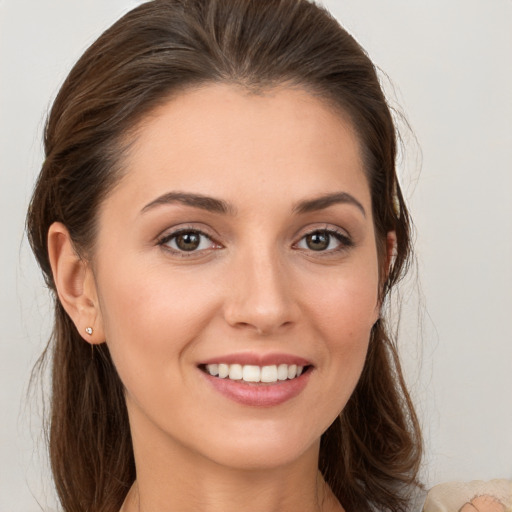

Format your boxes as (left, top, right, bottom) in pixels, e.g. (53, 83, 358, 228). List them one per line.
(85, 327, 93, 335)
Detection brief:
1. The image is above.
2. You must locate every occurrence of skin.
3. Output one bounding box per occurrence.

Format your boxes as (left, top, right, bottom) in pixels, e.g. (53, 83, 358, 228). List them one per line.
(459, 496, 506, 512)
(48, 84, 393, 512)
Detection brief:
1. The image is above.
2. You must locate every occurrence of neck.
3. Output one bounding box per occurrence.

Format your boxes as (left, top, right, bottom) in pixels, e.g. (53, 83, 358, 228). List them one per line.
(122, 469, 341, 512)
(121, 417, 343, 512)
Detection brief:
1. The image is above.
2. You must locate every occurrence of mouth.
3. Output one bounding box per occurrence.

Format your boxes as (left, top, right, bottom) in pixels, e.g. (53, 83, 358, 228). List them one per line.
(197, 353, 314, 406)
(199, 363, 313, 384)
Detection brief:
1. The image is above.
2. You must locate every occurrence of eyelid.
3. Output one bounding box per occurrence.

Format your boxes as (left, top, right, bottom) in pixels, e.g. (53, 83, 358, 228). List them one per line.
(155, 223, 353, 257)
(293, 225, 354, 252)
(157, 225, 222, 256)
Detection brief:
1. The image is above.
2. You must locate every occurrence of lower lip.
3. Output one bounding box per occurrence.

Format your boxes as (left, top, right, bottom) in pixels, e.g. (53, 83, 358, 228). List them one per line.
(201, 369, 312, 407)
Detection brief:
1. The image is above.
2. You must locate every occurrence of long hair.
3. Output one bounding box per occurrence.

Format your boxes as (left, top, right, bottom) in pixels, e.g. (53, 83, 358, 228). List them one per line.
(26, 1, 422, 510)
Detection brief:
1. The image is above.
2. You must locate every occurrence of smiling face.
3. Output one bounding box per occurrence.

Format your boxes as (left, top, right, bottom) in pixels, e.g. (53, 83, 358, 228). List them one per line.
(90, 84, 382, 471)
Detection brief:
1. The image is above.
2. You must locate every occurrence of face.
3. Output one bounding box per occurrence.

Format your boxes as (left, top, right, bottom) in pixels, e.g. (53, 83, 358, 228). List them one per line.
(91, 84, 382, 471)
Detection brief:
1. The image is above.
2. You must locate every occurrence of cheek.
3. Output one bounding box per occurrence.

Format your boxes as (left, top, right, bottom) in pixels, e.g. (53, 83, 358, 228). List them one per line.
(319, 281, 376, 372)
(284, 267, 378, 440)
(301, 261, 379, 387)
(305, 261, 380, 340)
(95, 260, 217, 388)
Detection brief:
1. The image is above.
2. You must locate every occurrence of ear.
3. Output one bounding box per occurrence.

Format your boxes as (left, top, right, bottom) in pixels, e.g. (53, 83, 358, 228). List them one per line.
(374, 231, 397, 322)
(385, 231, 397, 277)
(47, 222, 105, 344)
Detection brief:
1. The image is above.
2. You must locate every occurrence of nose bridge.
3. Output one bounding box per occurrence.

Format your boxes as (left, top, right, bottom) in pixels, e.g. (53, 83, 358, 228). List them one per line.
(224, 238, 296, 334)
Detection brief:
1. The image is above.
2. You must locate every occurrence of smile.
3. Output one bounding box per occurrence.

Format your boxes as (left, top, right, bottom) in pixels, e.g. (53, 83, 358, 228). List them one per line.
(203, 363, 307, 383)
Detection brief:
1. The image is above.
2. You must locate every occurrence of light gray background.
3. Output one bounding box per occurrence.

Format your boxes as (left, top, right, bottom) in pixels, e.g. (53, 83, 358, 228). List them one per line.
(1, 1, 511, 510)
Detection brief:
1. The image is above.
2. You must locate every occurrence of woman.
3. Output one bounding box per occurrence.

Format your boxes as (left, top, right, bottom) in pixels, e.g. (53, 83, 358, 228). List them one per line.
(26, 0, 424, 510)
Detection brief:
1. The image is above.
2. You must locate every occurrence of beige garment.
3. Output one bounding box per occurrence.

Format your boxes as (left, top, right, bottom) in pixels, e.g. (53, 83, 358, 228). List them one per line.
(423, 479, 512, 512)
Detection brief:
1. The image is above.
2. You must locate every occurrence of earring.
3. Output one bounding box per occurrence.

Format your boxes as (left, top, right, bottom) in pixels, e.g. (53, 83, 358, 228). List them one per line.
(85, 327, 93, 335)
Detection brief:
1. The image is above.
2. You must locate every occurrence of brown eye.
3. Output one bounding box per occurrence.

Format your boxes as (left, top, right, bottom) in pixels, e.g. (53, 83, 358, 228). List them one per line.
(296, 229, 353, 253)
(175, 232, 201, 251)
(160, 229, 216, 253)
(305, 232, 330, 251)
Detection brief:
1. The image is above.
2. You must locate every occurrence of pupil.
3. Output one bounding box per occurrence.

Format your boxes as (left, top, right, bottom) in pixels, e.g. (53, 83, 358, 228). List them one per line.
(177, 232, 200, 251)
(307, 232, 329, 251)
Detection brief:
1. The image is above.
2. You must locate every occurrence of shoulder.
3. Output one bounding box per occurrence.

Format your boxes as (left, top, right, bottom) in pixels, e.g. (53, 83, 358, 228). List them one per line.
(423, 479, 512, 512)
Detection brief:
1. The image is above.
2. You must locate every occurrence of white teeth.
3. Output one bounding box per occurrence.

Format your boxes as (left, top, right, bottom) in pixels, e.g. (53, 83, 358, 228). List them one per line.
(204, 363, 307, 383)
(207, 363, 219, 376)
(228, 364, 243, 380)
(242, 365, 260, 382)
(277, 364, 288, 381)
(218, 363, 229, 378)
(287, 364, 297, 379)
(260, 365, 277, 382)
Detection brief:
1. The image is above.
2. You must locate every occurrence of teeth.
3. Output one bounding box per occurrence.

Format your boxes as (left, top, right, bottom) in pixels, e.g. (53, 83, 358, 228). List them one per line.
(228, 364, 243, 380)
(277, 364, 288, 381)
(207, 363, 219, 376)
(204, 363, 307, 383)
(218, 363, 229, 378)
(242, 365, 260, 382)
(260, 365, 277, 382)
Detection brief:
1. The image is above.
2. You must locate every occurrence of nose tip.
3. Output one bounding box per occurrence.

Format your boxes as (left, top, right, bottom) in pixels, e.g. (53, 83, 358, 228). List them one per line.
(233, 317, 294, 337)
(223, 254, 298, 335)
(224, 289, 296, 335)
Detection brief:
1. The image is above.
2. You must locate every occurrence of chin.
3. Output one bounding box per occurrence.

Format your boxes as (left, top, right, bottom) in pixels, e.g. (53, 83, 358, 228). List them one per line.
(205, 440, 318, 471)
(186, 417, 327, 472)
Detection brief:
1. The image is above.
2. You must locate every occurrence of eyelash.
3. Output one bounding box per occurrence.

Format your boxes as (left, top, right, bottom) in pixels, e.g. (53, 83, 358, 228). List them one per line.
(294, 227, 354, 254)
(157, 226, 354, 257)
(158, 227, 220, 257)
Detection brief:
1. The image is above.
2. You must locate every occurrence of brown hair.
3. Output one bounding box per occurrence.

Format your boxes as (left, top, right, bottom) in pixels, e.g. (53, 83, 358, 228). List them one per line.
(27, 1, 422, 511)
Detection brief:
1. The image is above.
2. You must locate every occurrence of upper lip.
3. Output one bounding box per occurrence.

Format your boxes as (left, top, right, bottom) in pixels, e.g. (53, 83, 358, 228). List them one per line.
(199, 352, 312, 367)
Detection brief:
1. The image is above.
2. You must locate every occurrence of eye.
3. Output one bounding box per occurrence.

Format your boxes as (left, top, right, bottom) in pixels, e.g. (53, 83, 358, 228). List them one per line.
(159, 229, 219, 253)
(295, 229, 353, 252)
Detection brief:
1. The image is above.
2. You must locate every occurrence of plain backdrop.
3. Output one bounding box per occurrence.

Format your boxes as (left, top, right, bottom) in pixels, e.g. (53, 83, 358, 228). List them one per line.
(1, 1, 511, 510)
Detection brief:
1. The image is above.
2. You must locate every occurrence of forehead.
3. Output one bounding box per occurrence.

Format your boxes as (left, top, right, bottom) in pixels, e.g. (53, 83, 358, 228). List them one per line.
(110, 83, 370, 218)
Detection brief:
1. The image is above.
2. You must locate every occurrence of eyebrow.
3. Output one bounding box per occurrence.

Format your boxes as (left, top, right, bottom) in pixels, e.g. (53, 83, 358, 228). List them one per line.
(141, 191, 236, 215)
(141, 190, 365, 217)
(293, 192, 366, 217)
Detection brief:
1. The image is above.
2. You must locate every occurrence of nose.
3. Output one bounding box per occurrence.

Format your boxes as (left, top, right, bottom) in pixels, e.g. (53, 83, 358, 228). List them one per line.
(223, 246, 299, 336)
